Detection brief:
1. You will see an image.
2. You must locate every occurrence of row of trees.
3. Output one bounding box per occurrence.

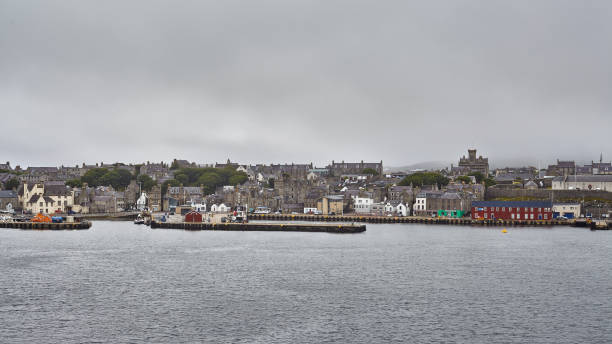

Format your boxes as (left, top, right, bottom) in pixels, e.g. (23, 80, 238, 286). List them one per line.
(398, 172, 450, 188)
(66, 168, 134, 190)
(161, 167, 248, 195)
(398, 171, 497, 188)
(0, 169, 21, 190)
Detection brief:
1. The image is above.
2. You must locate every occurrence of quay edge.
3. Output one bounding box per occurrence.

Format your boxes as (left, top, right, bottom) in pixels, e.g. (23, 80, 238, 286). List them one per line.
(150, 221, 366, 233)
(247, 213, 576, 227)
(0, 221, 92, 230)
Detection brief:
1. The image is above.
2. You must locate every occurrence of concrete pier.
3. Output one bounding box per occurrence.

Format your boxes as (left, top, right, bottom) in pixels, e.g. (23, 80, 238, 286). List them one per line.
(150, 221, 366, 233)
(248, 213, 573, 227)
(0, 221, 92, 230)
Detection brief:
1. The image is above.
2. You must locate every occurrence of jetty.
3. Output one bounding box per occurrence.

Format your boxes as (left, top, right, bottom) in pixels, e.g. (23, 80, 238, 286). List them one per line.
(0, 221, 92, 230)
(248, 213, 574, 227)
(150, 221, 366, 233)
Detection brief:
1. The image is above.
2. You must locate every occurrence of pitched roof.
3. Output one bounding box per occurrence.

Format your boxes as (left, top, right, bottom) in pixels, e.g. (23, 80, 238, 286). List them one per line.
(472, 201, 552, 208)
(28, 194, 41, 204)
(555, 175, 612, 183)
(0, 190, 17, 198)
(44, 184, 70, 196)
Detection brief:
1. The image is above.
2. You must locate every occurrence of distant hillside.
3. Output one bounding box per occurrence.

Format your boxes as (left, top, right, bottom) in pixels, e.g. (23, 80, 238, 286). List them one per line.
(385, 161, 450, 172)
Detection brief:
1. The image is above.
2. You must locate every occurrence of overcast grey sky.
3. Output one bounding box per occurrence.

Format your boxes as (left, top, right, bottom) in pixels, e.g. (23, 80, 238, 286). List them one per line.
(1, 0, 611, 169)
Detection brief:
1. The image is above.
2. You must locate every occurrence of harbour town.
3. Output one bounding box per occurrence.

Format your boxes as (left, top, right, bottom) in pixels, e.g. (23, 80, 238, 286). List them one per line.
(2, 149, 611, 230)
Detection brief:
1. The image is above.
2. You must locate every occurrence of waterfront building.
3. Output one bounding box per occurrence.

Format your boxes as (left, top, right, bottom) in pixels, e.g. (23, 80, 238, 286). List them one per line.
(388, 185, 414, 203)
(353, 196, 374, 214)
(552, 175, 612, 191)
(552, 203, 581, 219)
(471, 201, 553, 220)
(384, 201, 408, 216)
(19, 182, 74, 214)
(317, 195, 344, 215)
(0, 190, 19, 213)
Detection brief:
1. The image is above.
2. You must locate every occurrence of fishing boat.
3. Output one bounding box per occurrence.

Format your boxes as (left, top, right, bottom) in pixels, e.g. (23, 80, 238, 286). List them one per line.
(134, 214, 145, 225)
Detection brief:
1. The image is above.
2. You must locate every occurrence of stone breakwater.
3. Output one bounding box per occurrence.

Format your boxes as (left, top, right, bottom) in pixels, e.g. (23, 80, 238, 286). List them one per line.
(150, 221, 366, 233)
(0, 221, 92, 230)
(248, 213, 573, 227)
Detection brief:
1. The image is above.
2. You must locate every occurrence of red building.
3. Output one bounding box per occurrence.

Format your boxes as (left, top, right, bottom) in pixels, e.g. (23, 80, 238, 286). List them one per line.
(471, 201, 553, 221)
(185, 211, 202, 223)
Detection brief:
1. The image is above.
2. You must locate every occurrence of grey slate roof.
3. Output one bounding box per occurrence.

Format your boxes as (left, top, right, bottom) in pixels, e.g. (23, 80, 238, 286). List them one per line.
(472, 201, 552, 208)
(0, 190, 17, 198)
(555, 175, 612, 182)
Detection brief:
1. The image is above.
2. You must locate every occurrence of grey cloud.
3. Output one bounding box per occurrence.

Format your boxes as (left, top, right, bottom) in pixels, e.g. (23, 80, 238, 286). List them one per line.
(1, 0, 611, 168)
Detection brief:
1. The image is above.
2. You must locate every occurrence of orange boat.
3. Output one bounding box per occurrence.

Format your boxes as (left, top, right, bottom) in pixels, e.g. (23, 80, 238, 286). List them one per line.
(31, 213, 52, 223)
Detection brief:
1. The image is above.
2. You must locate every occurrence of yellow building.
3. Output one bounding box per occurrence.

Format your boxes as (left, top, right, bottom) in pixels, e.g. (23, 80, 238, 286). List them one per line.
(317, 195, 344, 215)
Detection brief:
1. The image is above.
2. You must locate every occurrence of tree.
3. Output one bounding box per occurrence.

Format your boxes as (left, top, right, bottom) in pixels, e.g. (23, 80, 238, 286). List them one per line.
(398, 172, 449, 188)
(228, 173, 248, 186)
(81, 168, 109, 187)
(174, 173, 189, 185)
(66, 179, 83, 188)
(137, 174, 156, 192)
(133, 164, 143, 179)
(161, 179, 181, 195)
(4, 178, 19, 190)
(456, 176, 472, 184)
(115, 169, 133, 189)
(197, 172, 222, 193)
(468, 171, 485, 183)
(484, 177, 497, 188)
(266, 178, 275, 189)
(361, 168, 379, 176)
(170, 160, 180, 170)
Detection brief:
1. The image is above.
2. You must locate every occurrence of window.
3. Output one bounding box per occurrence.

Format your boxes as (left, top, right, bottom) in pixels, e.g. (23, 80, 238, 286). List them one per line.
(530, 214, 534, 219)
(524, 214, 528, 219)
(511, 214, 515, 219)
(502, 207, 505, 211)
(544, 214, 548, 219)
(484, 214, 487, 218)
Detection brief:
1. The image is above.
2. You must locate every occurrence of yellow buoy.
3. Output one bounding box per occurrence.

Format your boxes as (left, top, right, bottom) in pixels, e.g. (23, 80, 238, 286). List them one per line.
(502, 229, 508, 233)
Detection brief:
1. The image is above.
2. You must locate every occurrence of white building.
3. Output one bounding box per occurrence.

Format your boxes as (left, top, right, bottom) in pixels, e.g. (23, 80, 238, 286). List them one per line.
(353, 196, 374, 214)
(552, 203, 581, 219)
(414, 194, 427, 214)
(552, 175, 612, 191)
(211, 203, 230, 212)
(384, 201, 408, 216)
(396, 202, 408, 217)
(20, 183, 74, 214)
(136, 192, 147, 211)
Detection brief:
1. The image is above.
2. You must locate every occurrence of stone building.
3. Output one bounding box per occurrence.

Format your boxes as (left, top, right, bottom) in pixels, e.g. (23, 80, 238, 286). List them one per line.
(166, 186, 204, 206)
(140, 162, 169, 181)
(457, 149, 489, 176)
(148, 185, 162, 211)
(0, 190, 19, 212)
(552, 175, 612, 191)
(388, 185, 414, 203)
(317, 195, 344, 215)
(547, 160, 576, 176)
(18, 182, 74, 214)
(328, 160, 383, 176)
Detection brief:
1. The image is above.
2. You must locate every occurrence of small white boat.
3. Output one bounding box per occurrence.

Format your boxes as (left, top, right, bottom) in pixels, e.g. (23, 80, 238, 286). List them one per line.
(134, 214, 145, 225)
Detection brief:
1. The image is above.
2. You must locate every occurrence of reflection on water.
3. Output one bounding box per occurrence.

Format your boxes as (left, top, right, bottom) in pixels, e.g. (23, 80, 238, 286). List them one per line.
(1, 222, 611, 343)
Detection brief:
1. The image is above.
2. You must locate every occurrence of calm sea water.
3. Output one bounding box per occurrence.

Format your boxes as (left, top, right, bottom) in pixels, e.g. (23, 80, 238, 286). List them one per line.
(1, 222, 611, 343)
